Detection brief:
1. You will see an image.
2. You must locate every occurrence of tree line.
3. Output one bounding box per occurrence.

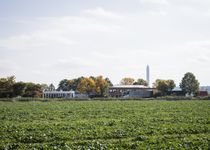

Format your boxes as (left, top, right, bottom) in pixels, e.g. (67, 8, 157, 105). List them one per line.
(56, 76, 113, 97)
(154, 72, 200, 96)
(0, 76, 113, 98)
(118, 72, 200, 96)
(0, 72, 200, 98)
(0, 76, 43, 98)
(119, 77, 176, 96)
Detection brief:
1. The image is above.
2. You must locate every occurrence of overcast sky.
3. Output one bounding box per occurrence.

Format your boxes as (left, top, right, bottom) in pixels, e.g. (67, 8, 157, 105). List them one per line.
(0, 0, 210, 87)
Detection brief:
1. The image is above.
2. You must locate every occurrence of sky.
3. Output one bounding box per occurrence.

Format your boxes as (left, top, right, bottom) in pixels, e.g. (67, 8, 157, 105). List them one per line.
(0, 0, 210, 87)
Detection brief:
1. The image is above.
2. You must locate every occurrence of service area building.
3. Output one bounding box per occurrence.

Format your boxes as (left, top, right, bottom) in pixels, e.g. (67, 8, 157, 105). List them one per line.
(108, 85, 155, 98)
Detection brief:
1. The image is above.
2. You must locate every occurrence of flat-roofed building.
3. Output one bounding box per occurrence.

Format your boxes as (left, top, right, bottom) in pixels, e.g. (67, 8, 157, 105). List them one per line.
(43, 90, 75, 98)
(108, 85, 156, 98)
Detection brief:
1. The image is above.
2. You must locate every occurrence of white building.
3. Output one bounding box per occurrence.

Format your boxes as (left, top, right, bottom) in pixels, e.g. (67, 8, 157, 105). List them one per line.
(43, 90, 75, 98)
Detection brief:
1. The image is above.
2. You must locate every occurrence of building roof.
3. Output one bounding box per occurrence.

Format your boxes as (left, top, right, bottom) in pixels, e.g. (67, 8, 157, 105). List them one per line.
(43, 90, 75, 94)
(200, 86, 210, 94)
(110, 85, 153, 89)
(172, 87, 182, 91)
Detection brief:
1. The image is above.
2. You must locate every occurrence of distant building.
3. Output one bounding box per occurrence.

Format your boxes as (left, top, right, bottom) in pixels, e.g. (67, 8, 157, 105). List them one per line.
(74, 91, 89, 99)
(198, 91, 208, 97)
(43, 90, 75, 98)
(171, 87, 185, 96)
(108, 85, 156, 98)
(197, 86, 209, 97)
(200, 86, 210, 94)
(171, 86, 210, 97)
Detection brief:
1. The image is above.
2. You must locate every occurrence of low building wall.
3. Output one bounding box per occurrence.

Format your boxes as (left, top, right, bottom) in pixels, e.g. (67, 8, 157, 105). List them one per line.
(43, 90, 75, 98)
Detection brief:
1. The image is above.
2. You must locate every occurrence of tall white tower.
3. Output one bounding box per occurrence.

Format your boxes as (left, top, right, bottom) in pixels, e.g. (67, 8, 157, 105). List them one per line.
(146, 65, 150, 87)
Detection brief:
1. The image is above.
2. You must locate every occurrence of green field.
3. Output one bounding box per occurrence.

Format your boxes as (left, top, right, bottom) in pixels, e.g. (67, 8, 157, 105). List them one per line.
(0, 100, 210, 149)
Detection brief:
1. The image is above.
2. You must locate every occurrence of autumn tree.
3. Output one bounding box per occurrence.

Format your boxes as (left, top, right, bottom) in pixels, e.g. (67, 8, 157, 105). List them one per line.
(77, 77, 96, 95)
(0, 76, 47, 98)
(94, 76, 109, 97)
(133, 78, 148, 86)
(70, 77, 84, 91)
(120, 77, 135, 85)
(154, 79, 176, 96)
(180, 72, 200, 96)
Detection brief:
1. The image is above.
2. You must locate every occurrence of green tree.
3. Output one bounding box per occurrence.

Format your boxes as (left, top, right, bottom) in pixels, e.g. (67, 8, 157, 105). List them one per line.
(167, 80, 176, 92)
(70, 77, 84, 91)
(57, 77, 84, 91)
(40, 84, 49, 91)
(57, 79, 69, 91)
(0, 76, 15, 97)
(180, 72, 200, 96)
(49, 83, 55, 91)
(105, 78, 113, 87)
(120, 77, 135, 85)
(23, 83, 43, 98)
(13, 82, 26, 97)
(133, 78, 148, 86)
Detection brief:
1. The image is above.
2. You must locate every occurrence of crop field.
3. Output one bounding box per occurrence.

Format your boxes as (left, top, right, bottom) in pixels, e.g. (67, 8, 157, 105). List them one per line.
(0, 100, 210, 149)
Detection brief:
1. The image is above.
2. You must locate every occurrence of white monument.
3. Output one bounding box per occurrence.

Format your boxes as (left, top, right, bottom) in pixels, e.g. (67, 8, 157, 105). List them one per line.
(146, 65, 150, 87)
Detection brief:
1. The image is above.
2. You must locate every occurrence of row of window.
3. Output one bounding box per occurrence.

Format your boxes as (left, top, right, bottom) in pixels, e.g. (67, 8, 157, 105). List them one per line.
(109, 89, 141, 92)
(43, 93, 74, 98)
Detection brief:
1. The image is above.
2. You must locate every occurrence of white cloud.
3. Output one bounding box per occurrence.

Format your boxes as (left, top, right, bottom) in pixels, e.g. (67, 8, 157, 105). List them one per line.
(84, 7, 124, 19)
(140, 0, 169, 5)
(148, 10, 167, 16)
(0, 15, 122, 50)
(181, 40, 210, 53)
(91, 51, 116, 59)
(53, 57, 99, 70)
(204, 10, 210, 17)
(138, 0, 169, 16)
(0, 59, 20, 74)
(0, 32, 75, 50)
(1, 1, 210, 86)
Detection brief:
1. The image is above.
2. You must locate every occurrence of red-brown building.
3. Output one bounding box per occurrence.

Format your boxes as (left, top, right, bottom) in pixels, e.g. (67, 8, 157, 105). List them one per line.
(198, 91, 208, 97)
